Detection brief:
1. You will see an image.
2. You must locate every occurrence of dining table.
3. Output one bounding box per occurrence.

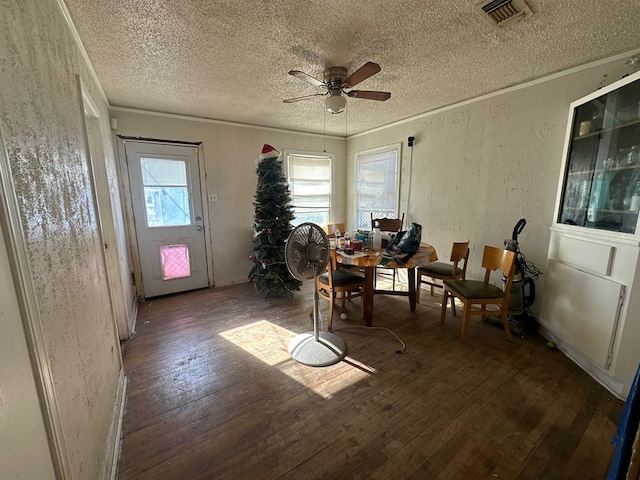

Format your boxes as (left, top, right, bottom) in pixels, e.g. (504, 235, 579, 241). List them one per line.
(335, 243, 438, 326)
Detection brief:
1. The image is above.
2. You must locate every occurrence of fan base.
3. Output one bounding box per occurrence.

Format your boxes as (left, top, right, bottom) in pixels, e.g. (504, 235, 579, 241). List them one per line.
(289, 331, 346, 367)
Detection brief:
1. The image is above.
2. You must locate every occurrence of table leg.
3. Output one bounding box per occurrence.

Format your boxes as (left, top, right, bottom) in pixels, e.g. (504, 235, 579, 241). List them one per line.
(363, 266, 374, 326)
(408, 267, 416, 312)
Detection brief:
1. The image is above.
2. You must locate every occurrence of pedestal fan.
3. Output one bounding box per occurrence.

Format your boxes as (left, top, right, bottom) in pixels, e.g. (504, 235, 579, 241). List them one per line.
(285, 222, 347, 367)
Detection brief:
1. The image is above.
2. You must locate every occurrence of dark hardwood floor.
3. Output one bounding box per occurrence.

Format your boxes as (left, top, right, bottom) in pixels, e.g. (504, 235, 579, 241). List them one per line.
(117, 280, 623, 479)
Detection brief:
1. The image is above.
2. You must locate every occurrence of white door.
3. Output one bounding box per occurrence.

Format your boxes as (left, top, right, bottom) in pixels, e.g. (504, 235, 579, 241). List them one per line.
(125, 141, 208, 298)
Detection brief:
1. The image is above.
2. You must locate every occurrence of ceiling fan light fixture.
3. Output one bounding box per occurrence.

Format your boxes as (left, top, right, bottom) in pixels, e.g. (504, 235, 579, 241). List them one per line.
(325, 93, 346, 114)
(284, 61, 389, 112)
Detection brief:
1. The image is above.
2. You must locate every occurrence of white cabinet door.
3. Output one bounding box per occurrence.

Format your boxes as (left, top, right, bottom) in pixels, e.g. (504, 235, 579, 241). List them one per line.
(540, 260, 623, 368)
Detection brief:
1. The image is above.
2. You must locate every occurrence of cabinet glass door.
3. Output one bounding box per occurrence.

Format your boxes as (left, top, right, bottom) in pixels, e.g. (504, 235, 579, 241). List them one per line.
(558, 74, 640, 233)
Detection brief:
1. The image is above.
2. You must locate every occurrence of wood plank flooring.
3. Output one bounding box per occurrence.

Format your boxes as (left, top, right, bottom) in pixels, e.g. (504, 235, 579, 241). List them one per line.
(117, 281, 623, 479)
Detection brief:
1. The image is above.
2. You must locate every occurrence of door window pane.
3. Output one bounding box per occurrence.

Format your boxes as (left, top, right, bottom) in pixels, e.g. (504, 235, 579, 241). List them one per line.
(141, 157, 192, 227)
(159, 244, 191, 279)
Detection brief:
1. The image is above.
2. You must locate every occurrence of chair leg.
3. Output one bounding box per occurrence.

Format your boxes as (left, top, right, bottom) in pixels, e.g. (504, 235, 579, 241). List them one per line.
(501, 309, 513, 341)
(430, 277, 436, 296)
(416, 275, 422, 304)
(460, 301, 472, 343)
(440, 289, 449, 324)
(451, 295, 457, 316)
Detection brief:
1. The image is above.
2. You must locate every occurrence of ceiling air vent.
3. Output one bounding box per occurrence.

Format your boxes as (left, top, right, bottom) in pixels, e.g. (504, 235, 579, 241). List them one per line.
(475, 0, 533, 28)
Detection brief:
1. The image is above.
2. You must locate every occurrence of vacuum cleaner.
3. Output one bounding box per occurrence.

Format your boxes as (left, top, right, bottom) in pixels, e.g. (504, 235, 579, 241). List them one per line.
(487, 218, 541, 338)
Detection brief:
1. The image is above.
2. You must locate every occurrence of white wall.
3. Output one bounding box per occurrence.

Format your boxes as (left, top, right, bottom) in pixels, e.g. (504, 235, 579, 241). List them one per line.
(110, 110, 347, 287)
(0, 223, 56, 480)
(0, 0, 127, 477)
(347, 59, 632, 313)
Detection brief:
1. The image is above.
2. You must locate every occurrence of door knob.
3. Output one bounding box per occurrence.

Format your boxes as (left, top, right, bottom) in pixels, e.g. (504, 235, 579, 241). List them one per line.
(196, 225, 202, 231)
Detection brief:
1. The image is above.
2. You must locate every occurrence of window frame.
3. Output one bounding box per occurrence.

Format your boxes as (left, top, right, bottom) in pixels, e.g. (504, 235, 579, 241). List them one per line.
(354, 143, 402, 231)
(283, 150, 334, 227)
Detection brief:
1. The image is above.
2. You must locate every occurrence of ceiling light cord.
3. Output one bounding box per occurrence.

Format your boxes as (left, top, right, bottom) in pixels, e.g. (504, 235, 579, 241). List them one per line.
(345, 105, 348, 138)
(323, 105, 327, 153)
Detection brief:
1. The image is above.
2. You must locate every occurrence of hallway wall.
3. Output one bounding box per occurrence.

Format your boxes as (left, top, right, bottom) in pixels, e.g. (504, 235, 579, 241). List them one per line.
(0, 0, 128, 477)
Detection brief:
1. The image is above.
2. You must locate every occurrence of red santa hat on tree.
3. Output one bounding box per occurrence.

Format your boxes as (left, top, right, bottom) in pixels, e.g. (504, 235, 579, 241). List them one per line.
(259, 144, 280, 160)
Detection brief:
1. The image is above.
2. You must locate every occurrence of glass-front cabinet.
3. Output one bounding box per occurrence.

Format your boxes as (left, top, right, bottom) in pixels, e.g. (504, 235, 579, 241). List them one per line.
(540, 70, 640, 400)
(558, 72, 640, 234)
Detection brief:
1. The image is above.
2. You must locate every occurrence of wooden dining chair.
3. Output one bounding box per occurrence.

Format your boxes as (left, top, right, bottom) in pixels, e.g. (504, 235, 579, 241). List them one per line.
(416, 240, 470, 314)
(440, 245, 516, 342)
(314, 249, 365, 330)
(370, 213, 404, 234)
(370, 213, 404, 289)
(327, 223, 346, 236)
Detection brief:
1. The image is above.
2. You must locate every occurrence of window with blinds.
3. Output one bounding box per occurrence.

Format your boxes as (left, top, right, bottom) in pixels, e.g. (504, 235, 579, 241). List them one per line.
(355, 145, 400, 230)
(286, 153, 332, 227)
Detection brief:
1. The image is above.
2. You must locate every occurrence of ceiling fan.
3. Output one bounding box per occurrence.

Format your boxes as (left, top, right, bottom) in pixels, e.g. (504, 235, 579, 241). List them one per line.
(283, 62, 391, 114)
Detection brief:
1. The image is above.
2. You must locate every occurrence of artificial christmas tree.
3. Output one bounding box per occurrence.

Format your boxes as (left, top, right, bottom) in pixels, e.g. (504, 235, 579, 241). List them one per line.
(248, 144, 302, 297)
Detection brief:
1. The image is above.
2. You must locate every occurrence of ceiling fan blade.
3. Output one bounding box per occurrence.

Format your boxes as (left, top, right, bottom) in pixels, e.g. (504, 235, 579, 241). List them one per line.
(342, 62, 381, 88)
(346, 90, 391, 101)
(288, 70, 325, 87)
(283, 93, 327, 103)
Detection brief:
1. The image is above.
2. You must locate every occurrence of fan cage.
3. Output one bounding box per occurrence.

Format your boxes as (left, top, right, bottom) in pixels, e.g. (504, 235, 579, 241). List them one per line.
(285, 223, 330, 281)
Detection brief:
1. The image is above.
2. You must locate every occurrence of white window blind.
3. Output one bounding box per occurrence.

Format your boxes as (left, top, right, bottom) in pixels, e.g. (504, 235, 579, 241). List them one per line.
(286, 153, 331, 227)
(355, 145, 400, 230)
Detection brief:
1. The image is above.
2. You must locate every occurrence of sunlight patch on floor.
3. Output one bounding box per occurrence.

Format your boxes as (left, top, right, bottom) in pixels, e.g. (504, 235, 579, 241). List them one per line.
(219, 319, 373, 398)
(220, 320, 293, 366)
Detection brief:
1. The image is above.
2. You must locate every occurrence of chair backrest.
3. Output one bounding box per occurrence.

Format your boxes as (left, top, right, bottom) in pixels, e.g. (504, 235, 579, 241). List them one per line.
(371, 213, 404, 232)
(450, 240, 470, 278)
(318, 249, 338, 290)
(481, 245, 517, 291)
(327, 223, 346, 235)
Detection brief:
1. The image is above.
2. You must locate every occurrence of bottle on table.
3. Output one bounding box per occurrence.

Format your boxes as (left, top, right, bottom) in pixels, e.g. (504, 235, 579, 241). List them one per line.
(372, 227, 382, 250)
(344, 231, 351, 249)
(367, 230, 374, 251)
(334, 229, 341, 249)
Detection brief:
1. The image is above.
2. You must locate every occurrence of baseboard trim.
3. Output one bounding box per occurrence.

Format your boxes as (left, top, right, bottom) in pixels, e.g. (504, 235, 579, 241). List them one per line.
(103, 369, 127, 480)
(128, 296, 138, 337)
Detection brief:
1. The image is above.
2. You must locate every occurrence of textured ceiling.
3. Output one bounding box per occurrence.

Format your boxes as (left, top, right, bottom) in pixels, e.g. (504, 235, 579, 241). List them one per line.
(63, 0, 640, 136)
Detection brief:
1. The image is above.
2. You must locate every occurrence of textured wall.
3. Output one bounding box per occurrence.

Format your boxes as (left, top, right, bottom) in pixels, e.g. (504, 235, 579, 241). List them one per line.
(0, 0, 123, 477)
(111, 110, 348, 287)
(347, 60, 632, 314)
